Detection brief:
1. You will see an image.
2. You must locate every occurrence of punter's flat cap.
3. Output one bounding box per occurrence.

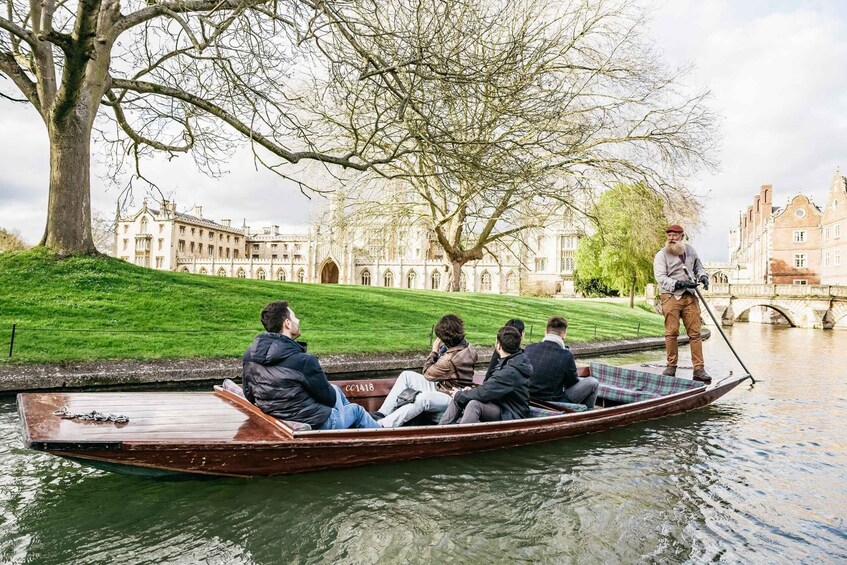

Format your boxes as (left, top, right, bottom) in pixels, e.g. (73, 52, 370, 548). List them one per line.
(665, 224, 684, 233)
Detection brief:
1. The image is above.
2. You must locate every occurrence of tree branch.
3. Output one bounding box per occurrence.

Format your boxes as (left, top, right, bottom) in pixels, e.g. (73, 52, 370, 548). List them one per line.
(0, 50, 42, 113)
(110, 77, 402, 170)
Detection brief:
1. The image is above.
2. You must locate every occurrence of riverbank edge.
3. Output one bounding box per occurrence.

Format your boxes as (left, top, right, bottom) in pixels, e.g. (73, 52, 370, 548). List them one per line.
(0, 330, 709, 394)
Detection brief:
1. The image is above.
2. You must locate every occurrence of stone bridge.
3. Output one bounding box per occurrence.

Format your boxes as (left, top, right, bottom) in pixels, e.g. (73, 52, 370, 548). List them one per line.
(701, 284, 847, 329)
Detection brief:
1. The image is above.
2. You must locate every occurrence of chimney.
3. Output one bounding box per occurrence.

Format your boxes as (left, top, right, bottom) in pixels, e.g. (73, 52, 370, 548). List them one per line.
(273, 225, 280, 235)
(221, 219, 231, 227)
(761, 184, 772, 204)
(192, 205, 203, 217)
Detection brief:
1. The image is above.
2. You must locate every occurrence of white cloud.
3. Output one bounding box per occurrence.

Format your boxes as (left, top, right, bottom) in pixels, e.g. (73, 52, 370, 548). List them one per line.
(647, 0, 847, 260)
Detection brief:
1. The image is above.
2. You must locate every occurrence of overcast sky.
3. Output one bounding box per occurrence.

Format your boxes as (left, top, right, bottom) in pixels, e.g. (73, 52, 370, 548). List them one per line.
(2, 0, 846, 261)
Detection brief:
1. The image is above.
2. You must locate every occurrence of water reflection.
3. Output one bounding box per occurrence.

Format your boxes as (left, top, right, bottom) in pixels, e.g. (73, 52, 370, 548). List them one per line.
(1, 324, 846, 563)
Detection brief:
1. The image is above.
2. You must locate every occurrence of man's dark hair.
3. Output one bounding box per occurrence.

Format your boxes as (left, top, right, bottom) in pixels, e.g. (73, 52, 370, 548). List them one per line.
(434, 314, 465, 347)
(497, 326, 522, 354)
(546, 316, 567, 335)
(261, 301, 291, 333)
(505, 318, 525, 335)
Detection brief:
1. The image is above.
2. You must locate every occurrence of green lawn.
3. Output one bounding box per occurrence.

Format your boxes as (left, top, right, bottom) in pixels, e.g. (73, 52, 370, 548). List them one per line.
(0, 249, 665, 363)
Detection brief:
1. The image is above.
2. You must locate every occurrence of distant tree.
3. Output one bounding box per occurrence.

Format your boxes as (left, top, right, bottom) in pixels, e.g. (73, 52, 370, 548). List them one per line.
(0, 227, 28, 252)
(575, 183, 669, 307)
(313, 0, 717, 291)
(91, 211, 116, 254)
(573, 269, 619, 298)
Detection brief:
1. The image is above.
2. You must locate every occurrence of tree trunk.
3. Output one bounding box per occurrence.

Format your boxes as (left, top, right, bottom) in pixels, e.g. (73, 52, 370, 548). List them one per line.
(40, 117, 96, 255)
(629, 274, 636, 308)
(449, 259, 466, 292)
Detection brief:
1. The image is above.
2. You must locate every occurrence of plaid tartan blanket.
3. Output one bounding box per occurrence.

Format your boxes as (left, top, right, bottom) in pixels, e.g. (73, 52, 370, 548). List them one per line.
(590, 362, 704, 404)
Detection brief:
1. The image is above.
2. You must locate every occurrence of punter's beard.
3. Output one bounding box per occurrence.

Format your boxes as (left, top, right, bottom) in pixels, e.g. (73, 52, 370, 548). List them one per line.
(665, 241, 686, 256)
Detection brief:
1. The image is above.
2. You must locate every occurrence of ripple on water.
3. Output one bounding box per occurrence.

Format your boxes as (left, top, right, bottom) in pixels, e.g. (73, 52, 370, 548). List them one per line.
(2, 324, 847, 563)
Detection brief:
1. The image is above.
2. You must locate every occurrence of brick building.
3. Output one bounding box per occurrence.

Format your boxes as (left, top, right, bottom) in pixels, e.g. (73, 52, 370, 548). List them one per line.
(728, 170, 847, 285)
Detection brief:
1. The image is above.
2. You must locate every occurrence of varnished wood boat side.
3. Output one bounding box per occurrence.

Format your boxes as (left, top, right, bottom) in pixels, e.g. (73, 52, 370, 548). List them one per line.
(22, 374, 750, 476)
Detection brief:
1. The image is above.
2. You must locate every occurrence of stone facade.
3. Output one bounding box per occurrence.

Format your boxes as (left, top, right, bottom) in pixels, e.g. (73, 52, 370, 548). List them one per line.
(821, 173, 847, 283)
(728, 170, 847, 285)
(114, 201, 587, 295)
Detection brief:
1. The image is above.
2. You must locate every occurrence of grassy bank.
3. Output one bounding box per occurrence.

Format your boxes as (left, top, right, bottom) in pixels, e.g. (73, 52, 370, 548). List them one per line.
(0, 249, 665, 363)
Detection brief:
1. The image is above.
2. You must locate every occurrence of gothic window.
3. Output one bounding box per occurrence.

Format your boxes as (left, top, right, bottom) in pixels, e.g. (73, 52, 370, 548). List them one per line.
(383, 270, 394, 288)
(361, 269, 371, 286)
(256, 268, 266, 280)
(480, 271, 492, 292)
(297, 269, 305, 283)
(506, 271, 516, 292)
(199, 268, 207, 275)
(217, 268, 227, 277)
(140, 217, 148, 234)
(237, 268, 246, 278)
(431, 271, 441, 290)
(277, 269, 286, 282)
(407, 270, 417, 289)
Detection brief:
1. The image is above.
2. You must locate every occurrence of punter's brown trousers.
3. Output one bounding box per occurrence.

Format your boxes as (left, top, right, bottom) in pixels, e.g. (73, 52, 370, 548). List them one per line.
(661, 293, 704, 370)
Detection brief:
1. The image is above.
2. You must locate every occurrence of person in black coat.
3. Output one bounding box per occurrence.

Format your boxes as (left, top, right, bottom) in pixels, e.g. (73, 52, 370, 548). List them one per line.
(483, 318, 525, 379)
(523, 316, 599, 410)
(439, 326, 531, 424)
(242, 301, 380, 429)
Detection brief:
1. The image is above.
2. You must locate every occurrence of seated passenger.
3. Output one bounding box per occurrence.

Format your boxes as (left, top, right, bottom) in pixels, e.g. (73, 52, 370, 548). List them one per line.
(242, 301, 380, 430)
(375, 314, 478, 427)
(439, 326, 530, 425)
(523, 316, 599, 410)
(483, 318, 525, 379)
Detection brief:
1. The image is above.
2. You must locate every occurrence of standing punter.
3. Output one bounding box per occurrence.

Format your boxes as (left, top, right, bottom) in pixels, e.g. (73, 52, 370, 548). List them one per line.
(653, 224, 712, 383)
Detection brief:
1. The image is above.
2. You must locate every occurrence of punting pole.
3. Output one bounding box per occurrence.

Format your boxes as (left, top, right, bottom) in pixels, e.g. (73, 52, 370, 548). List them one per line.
(682, 266, 756, 384)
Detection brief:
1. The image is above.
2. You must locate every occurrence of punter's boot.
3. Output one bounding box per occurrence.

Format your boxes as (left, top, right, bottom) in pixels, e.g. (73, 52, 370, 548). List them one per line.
(662, 365, 677, 377)
(692, 368, 712, 384)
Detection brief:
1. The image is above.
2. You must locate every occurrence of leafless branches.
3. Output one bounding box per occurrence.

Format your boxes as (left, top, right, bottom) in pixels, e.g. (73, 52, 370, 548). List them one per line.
(307, 0, 717, 289)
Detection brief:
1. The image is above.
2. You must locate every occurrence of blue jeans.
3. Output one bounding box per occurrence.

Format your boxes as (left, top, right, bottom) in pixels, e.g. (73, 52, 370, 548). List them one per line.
(319, 385, 381, 429)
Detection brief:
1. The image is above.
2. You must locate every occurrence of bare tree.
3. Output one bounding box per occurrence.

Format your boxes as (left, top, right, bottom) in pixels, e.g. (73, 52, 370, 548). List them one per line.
(0, 227, 28, 252)
(309, 0, 717, 290)
(91, 209, 116, 253)
(0, 0, 418, 255)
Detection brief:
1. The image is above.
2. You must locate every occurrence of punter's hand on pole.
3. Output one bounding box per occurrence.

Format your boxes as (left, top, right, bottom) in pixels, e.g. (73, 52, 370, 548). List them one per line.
(674, 280, 698, 291)
(699, 275, 709, 290)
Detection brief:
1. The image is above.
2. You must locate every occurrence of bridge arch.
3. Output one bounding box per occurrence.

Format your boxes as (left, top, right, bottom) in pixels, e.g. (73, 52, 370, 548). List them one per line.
(831, 302, 847, 329)
(728, 300, 797, 327)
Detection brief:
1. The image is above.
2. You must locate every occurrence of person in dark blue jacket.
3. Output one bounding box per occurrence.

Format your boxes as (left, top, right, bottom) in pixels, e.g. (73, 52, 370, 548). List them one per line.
(242, 301, 379, 429)
(439, 326, 531, 424)
(523, 316, 599, 410)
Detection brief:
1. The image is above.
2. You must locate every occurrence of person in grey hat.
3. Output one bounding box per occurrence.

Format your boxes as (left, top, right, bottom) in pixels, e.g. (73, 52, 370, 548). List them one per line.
(653, 225, 711, 383)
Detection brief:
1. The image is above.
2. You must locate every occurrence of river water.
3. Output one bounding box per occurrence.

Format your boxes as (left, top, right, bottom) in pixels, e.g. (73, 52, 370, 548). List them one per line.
(1, 324, 845, 564)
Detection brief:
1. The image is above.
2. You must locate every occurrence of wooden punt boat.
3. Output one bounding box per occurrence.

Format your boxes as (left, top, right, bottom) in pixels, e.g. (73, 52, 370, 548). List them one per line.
(17, 364, 751, 477)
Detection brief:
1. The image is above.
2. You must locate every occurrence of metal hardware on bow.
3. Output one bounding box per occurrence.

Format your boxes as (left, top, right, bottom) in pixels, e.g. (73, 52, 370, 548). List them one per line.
(54, 406, 130, 424)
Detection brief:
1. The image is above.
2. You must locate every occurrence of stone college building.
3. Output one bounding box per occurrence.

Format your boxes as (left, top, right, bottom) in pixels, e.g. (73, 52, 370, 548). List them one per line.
(114, 200, 586, 295)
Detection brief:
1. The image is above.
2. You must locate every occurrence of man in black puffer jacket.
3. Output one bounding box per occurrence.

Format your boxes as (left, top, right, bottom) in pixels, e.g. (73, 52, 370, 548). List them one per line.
(242, 301, 380, 430)
(439, 326, 531, 424)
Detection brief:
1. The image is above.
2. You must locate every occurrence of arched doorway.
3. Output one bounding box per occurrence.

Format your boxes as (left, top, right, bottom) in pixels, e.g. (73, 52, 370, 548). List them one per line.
(321, 260, 339, 284)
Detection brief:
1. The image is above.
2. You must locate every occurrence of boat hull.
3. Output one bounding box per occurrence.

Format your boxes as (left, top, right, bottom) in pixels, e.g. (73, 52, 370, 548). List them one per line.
(19, 374, 749, 477)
